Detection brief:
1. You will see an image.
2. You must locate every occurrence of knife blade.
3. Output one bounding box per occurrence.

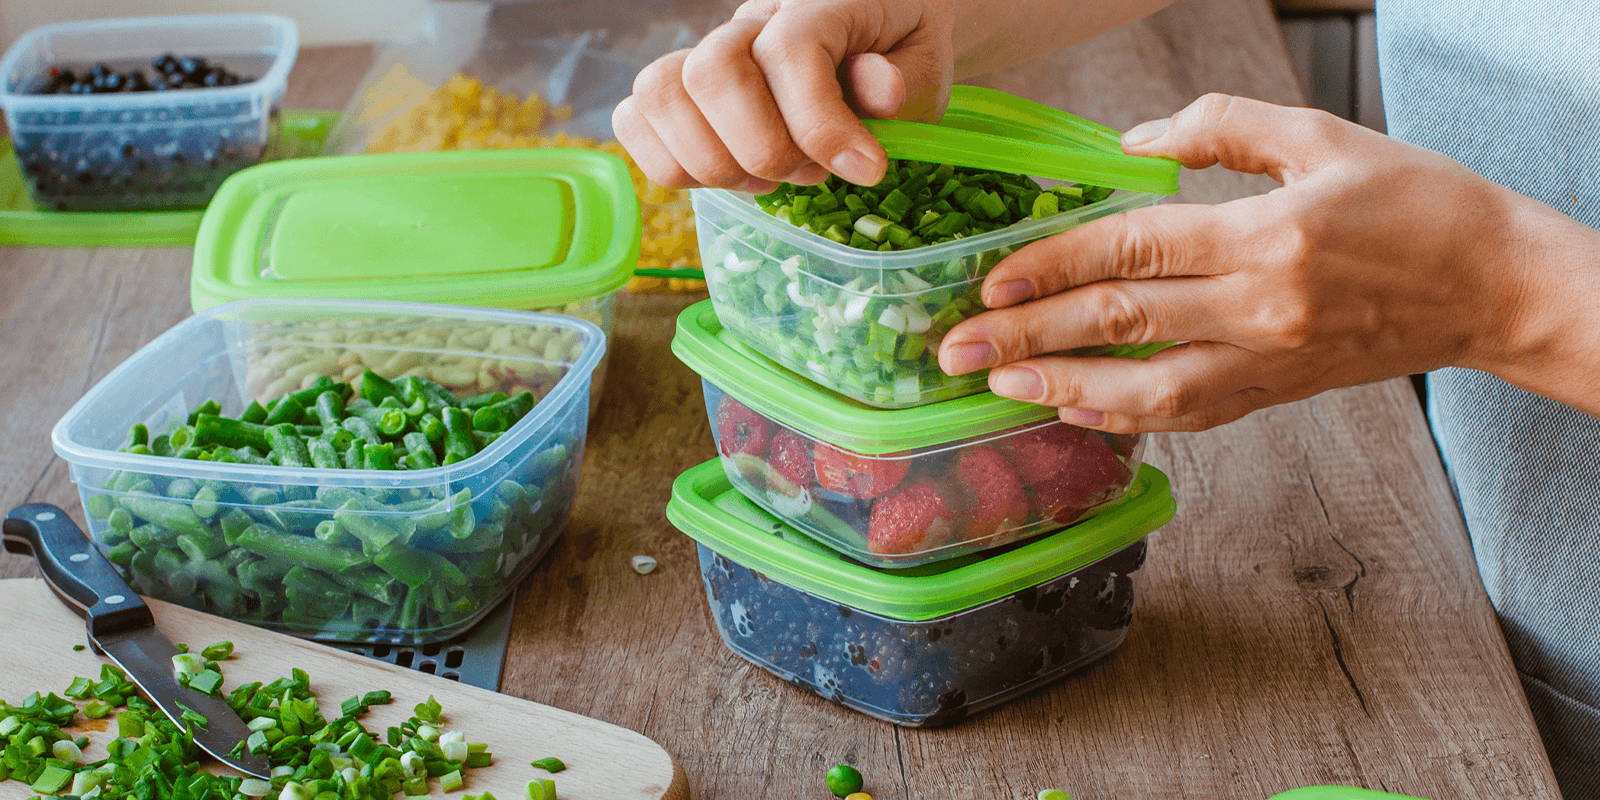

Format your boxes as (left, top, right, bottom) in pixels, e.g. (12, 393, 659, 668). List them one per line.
(3, 503, 271, 778)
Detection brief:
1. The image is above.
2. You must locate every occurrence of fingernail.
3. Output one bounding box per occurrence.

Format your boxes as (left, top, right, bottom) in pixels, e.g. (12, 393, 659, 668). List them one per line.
(940, 341, 995, 375)
(1121, 118, 1170, 148)
(831, 148, 883, 186)
(786, 164, 830, 185)
(990, 367, 1043, 401)
(743, 176, 780, 194)
(986, 279, 1034, 308)
(1063, 408, 1106, 427)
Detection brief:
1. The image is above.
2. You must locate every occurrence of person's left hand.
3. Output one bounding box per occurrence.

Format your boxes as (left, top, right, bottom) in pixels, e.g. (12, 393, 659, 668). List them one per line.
(935, 93, 1592, 433)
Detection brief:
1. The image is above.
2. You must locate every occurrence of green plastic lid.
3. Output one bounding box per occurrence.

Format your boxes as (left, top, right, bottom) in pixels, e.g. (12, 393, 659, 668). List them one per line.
(673, 299, 1056, 454)
(863, 85, 1181, 195)
(668, 458, 1175, 621)
(191, 148, 640, 311)
(1270, 789, 1428, 800)
(0, 109, 335, 247)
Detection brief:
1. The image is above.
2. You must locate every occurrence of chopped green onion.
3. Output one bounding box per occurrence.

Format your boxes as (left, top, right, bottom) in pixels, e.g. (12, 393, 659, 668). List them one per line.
(529, 758, 565, 773)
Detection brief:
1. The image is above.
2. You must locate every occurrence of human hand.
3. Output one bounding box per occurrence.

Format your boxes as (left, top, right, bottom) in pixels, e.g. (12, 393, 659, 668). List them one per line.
(613, 0, 954, 193)
(937, 93, 1600, 432)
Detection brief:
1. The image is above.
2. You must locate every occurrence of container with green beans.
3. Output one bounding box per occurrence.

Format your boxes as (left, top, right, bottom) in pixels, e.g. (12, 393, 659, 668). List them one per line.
(51, 299, 606, 644)
(692, 163, 1163, 408)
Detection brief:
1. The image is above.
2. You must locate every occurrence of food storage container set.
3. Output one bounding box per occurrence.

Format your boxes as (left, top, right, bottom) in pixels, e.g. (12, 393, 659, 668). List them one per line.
(668, 89, 1182, 725)
(7, 14, 643, 645)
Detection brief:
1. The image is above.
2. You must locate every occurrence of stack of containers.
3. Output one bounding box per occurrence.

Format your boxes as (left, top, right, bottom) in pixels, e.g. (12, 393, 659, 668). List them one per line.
(666, 104, 1181, 725)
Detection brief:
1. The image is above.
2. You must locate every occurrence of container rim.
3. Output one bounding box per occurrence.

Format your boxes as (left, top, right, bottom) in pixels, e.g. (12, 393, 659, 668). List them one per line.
(0, 14, 299, 110)
(50, 298, 605, 487)
(691, 186, 1155, 273)
(668, 458, 1176, 621)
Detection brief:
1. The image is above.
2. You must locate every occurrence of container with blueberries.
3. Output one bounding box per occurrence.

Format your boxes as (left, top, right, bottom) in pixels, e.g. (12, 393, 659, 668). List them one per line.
(667, 459, 1175, 727)
(0, 14, 298, 211)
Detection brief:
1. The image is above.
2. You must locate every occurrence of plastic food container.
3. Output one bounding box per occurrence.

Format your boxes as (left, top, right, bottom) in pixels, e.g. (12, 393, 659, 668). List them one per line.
(0, 14, 298, 211)
(668, 459, 1175, 726)
(52, 299, 605, 644)
(693, 187, 1162, 407)
(673, 300, 1146, 568)
(191, 148, 639, 405)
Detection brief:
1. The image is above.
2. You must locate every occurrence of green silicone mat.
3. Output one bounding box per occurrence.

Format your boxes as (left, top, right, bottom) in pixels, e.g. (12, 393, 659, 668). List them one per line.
(0, 109, 336, 247)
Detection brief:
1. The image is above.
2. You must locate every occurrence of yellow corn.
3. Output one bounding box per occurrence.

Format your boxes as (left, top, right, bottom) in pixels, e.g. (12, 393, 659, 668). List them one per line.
(362, 70, 704, 292)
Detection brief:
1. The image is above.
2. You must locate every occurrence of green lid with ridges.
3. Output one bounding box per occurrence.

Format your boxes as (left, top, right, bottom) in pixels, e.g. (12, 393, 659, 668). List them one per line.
(668, 459, 1175, 621)
(673, 299, 1055, 453)
(191, 148, 639, 311)
(862, 85, 1181, 195)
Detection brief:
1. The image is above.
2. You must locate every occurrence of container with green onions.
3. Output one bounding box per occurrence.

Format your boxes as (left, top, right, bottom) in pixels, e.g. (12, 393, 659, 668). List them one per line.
(51, 299, 605, 644)
(692, 89, 1174, 408)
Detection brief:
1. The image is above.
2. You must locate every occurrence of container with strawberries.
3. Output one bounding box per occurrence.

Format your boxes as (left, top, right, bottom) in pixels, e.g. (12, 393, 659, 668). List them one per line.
(673, 300, 1147, 568)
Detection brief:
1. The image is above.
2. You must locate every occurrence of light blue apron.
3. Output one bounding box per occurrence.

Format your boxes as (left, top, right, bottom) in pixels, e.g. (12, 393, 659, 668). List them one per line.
(1378, 2, 1600, 795)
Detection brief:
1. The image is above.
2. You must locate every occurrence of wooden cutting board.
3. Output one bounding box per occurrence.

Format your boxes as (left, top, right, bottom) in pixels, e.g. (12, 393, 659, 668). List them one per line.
(0, 579, 687, 800)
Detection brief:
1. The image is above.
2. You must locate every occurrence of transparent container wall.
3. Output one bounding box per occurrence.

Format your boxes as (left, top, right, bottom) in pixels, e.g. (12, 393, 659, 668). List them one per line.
(695, 188, 1158, 408)
(0, 15, 296, 211)
(325, 1, 711, 153)
(54, 301, 599, 644)
(703, 380, 1144, 568)
(697, 540, 1146, 727)
(537, 292, 615, 413)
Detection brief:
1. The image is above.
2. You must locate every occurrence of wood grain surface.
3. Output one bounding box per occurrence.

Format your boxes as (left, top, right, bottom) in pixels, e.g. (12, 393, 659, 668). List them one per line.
(0, 3, 1562, 799)
(0, 580, 686, 800)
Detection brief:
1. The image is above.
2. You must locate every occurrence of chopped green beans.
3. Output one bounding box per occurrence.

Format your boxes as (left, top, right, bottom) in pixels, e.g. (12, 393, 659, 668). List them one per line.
(97, 371, 580, 640)
(826, 764, 864, 797)
(125, 373, 540, 474)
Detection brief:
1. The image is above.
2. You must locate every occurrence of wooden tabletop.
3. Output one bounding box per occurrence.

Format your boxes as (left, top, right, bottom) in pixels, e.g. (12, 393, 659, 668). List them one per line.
(0, 1, 1562, 798)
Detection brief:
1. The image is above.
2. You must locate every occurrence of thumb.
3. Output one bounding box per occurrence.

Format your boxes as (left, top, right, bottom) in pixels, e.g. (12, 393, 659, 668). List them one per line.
(841, 33, 952, 123)
(1120, 93, 1343, 182)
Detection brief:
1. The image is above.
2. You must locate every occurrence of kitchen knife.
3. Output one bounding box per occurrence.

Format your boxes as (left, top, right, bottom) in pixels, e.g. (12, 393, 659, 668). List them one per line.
(2, 503, 271, 778)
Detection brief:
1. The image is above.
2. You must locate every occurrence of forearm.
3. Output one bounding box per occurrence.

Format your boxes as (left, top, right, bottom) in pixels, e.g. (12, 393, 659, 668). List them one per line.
(952, 0, 1177, 79)
(1469, 202, 1600, 416)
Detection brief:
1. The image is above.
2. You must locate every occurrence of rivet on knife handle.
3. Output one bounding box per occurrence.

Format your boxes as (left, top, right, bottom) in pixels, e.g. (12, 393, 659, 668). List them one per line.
(3, 503, 155, 638)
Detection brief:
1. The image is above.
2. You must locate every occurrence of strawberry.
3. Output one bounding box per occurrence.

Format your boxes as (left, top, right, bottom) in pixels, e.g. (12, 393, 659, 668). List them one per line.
(813, 444, 909, 499)
(1026, 432, 1132, 521)
(953, 445, 1030, 540)
(1000, 424, 1093, 487)
(767, 430, 814, 490)
(715, 395, 773, 458)
(867, 480, 957, 555)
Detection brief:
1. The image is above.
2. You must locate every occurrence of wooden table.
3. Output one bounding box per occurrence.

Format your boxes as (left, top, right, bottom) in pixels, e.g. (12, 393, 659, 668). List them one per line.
(0, 1, 1562, 797)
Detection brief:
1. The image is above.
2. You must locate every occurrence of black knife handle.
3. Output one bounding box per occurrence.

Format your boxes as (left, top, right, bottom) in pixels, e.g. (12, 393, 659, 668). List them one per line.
(3, 503, 154, 638)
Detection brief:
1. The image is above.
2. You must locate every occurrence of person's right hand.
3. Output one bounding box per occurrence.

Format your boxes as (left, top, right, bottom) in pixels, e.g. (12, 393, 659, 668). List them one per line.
(613, 0, 955, 193)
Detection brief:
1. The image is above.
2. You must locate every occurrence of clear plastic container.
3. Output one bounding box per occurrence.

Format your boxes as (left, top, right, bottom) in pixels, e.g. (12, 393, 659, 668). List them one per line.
(668, 459, 1175, 727)
(703, 381, 1142, 568)
(0, 14, 299, 211)
(694, 187, 1161, 407)
(52, 299, 605, 645)
(673, 300, 1145, 568)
